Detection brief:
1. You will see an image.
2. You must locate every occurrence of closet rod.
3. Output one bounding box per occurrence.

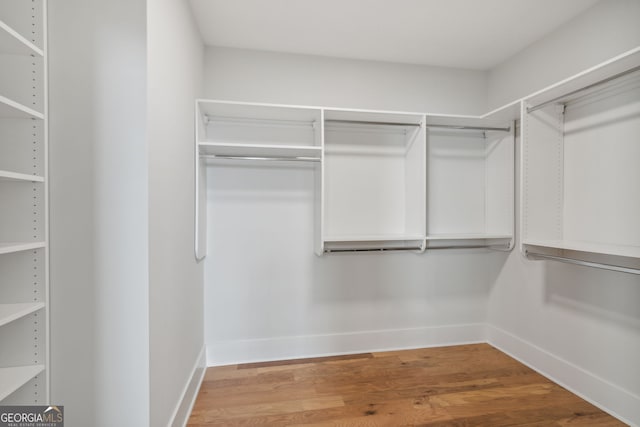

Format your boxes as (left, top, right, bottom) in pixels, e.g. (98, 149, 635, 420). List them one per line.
(527, 64, 640, 113)
(325, 119, 421, 127)
(426, 124, 510, 132)
(324, 246, 424, 253)
(427, 244, 510, 250)
(526, 251, 640, 275)
(201, 154, 320, 162)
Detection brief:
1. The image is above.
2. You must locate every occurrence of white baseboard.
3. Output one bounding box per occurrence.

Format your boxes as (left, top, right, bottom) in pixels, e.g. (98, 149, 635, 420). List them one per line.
(206, 323, 486, 366)
(487, 325, 639, 427)
(169, 345, 206, 427)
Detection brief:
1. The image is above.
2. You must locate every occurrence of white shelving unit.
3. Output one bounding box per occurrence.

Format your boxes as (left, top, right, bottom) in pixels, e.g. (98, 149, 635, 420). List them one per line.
(195, 100, 322, 260)
(424, 103, 517, 250)
(0, 0, 49, 404)
(321, 109, 426, 253)
(194, 99, 519, 257)
(521, 47, 640, 274)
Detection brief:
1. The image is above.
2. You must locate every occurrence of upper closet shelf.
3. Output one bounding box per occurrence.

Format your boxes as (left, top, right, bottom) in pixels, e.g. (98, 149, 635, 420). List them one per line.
(524, 46, 640, 111)
(0, 170, 45, 182)
(0, 95, 44, 119)
(0, 20, 43, 56)
(425, 100, 520, 131)
(524, 241, 640, 275)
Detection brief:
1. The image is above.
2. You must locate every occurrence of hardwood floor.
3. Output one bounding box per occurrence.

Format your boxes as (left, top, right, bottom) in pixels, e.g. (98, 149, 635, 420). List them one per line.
(187, 344, 624, 426)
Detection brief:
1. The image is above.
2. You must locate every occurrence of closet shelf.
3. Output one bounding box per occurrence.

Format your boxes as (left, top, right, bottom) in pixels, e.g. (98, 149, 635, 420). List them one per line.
(0, 303, 45, 328)
(523, 240, 640, 260)
(525, 46, 640, 111)
(0, 170, 45, 182)
(0, 95, 44, 119)
(323, 235, 426, 253)
(426, 234, 513, 249)
(0, 242, 46, 255)
(199, 142, 321, 161)
(0, 20, 43, 56)
(524, 241, 640, 275)
(0, 365, 45, 402)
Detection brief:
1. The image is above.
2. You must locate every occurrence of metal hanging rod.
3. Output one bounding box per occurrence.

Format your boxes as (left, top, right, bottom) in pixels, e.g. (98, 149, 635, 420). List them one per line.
(426, 124, 511, 132)
(205, 115, 316, 128)
(527, 64, 640, 113)
(526, 251, 640, 275)
(201, 154, 320, 162)
(324, 246, 424, 253)
(426, 244, 510, 250)
(325, 119, 421, 127)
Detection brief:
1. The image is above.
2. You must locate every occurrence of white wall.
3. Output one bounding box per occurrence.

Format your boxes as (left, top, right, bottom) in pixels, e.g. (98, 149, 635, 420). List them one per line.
(202, 49, 508, 364)
(49, 0, 150, 425)
(488, 0, 640, 109)
(147, 0, 205, 425)
(205, 46, 487, 114)
(486, 1, 640, 424)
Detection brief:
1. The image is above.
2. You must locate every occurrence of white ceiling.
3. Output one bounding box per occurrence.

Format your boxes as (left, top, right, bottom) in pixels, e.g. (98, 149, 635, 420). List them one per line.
(189, 0, 599, 70)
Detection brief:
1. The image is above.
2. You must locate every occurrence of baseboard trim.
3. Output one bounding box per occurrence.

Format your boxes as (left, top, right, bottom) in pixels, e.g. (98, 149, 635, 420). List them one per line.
(169, 345, 206, 427)
(487, 325, 639, 427)
(206, 323, 486, 366)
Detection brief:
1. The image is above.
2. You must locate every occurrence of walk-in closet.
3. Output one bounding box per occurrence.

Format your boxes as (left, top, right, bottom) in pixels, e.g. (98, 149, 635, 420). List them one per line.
(1, 0, 639, 426)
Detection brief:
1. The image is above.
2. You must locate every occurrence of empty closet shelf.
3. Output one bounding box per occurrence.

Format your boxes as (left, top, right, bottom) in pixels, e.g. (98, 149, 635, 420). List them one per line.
(0, 20, 43, 56)
(323, 236, 426, 253)
(425, 234, 512, 249)
(199, 142, 321, 161)
(0, 303, 45, 328)
(0, 170, 45, 182)
(0, 95, 44, 119)
(0, 365, 45, 402)
(524, 241, 640, 275)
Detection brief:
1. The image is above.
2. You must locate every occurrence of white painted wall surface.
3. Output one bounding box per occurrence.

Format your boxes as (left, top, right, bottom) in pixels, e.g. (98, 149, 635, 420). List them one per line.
(204, 46, 487, 114)
(487, 1, 640, 424)
(201, 50, 507, 364)
(488, 0, 640, 109)
(49, 0, 150, 425)
(147, 0, 205, 425)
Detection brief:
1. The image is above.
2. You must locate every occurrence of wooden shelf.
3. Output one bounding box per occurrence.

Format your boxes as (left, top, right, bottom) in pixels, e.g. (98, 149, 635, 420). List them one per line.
(0, 20, 43, 56)
(0, 303, 45, 328)
(0, 170, 44, 182)
(0, 242, 46, 255)
(199, 142, 321, 160)
(0, 365, 45, 402)
(0, 94, 44, 119)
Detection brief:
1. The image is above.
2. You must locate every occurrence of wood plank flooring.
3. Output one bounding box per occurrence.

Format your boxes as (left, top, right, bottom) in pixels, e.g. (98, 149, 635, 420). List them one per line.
(187, 343, 624, 426)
